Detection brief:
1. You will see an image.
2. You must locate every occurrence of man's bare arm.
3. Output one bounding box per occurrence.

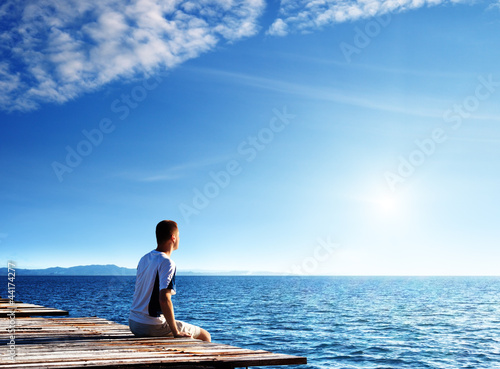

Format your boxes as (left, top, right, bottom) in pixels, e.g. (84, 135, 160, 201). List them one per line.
(159, 288, 191, 338)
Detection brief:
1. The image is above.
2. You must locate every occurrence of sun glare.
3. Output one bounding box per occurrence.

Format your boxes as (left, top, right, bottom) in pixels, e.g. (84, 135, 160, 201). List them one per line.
(353, 191, 403, 219)
(377, 195, 398, 215)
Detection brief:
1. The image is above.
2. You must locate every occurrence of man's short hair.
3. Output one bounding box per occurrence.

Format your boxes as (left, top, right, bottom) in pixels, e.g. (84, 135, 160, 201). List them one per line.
(156, 220, 178, 245)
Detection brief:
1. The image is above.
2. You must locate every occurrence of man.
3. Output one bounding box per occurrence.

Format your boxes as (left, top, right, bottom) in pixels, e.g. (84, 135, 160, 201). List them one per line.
(128, 220, 211, 341)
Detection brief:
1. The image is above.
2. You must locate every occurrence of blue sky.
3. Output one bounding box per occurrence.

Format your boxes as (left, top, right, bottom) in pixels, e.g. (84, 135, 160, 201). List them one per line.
(1, 0, 500, 275)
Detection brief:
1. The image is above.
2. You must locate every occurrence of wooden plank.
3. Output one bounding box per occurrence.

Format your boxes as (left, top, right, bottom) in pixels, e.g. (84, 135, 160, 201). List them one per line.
(0, 353, 304, 368)
(0, 299, 22, 304)
(0, 302, 68, 317)
(1, 355, 306, 368)
(0, 310, 69, 317)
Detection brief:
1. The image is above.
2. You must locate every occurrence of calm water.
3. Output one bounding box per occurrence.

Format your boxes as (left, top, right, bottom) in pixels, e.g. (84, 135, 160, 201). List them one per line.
(11, 276, 500, 368)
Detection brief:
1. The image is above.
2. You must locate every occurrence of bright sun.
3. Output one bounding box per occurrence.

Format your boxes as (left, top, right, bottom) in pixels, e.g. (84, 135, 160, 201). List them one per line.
(375, 195, 398, 215)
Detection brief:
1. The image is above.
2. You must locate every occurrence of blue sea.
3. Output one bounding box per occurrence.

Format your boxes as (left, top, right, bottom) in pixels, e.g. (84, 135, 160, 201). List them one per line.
(11, 276, 500, 368)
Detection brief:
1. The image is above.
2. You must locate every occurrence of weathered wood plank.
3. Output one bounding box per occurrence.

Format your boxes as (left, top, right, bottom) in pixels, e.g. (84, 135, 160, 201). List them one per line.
(0, 302, 68, 317)
(0, 353, 306, 368)
(0, 299, 22, 304)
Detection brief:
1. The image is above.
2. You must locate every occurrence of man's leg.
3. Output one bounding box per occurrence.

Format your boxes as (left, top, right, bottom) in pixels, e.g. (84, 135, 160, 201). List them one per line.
(196, 328, 211, 342)
(176, 320, 211, 342)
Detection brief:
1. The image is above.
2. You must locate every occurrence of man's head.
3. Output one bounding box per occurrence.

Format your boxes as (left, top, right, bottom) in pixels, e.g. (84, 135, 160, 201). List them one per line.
(156, 220, 179, 250)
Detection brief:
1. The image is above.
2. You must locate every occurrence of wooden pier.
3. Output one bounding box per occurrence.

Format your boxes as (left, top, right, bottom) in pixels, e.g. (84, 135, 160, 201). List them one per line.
(0, 302, 306, 368)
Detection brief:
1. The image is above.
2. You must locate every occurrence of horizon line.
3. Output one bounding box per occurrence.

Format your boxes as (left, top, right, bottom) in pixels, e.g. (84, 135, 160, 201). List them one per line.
(5, 264, 500, 277)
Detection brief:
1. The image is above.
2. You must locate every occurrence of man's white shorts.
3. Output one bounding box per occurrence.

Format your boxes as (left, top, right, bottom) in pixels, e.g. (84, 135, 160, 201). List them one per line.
(129, 319, 201, 339)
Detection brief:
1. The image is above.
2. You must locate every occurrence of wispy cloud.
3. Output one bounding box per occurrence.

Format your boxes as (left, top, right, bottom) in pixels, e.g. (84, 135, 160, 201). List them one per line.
(487, 0, 500, 11)
(267, 0, 466, 36)
(0, 0, 264, 112)
(186, 66, 448, 118)
(113, 154, 235, 182)
(260, 51, 474, 79)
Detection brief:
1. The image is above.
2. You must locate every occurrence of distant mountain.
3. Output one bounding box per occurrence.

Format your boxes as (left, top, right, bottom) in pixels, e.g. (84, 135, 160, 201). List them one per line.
(0, 264, 284, 276)
(0, 264, 136, 276)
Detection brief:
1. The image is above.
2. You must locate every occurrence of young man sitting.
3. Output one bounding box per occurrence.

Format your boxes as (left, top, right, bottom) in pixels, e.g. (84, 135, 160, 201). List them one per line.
(128, 220, 211, 341)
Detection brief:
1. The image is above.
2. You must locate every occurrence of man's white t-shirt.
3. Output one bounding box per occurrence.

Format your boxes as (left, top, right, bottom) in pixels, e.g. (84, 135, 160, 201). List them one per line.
(129, 250, 176, 325)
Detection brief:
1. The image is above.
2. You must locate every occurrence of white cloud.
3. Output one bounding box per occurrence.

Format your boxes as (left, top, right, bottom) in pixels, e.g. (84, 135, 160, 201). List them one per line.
(267, 0, 466, 36)
(0, 0, 264, 112)
(266, 18, 288, 36)
(487, 0, 500, 10)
